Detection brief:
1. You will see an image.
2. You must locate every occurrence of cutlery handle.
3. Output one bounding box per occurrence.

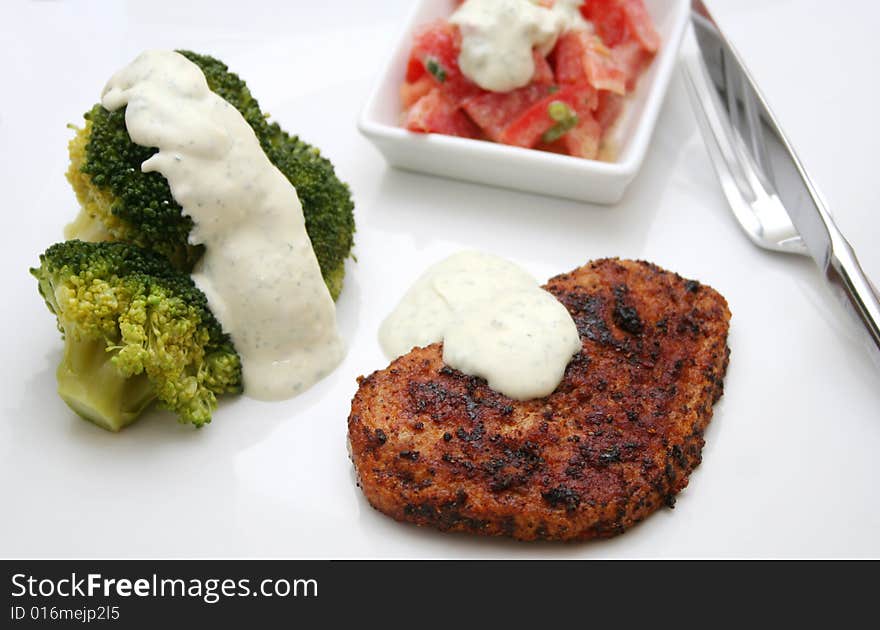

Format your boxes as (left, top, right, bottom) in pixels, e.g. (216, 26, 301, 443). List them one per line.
(827, 227, 880, 368)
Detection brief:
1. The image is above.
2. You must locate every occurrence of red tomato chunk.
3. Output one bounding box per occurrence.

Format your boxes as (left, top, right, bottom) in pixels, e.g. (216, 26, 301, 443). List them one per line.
(405, 89, 481, 139)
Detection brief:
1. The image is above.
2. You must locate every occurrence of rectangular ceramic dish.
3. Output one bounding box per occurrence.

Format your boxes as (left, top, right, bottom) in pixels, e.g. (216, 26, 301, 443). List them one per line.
(358, 0, 690, 204)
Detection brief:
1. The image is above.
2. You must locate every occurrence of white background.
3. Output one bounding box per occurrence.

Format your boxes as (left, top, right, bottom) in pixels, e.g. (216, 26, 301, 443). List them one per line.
(0, 0, 877, 558)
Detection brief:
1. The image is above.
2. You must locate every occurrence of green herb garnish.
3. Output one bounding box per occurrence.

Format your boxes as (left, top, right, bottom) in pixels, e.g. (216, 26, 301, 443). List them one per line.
(541, 101, 579, 143)
(426, 58, 447, 83)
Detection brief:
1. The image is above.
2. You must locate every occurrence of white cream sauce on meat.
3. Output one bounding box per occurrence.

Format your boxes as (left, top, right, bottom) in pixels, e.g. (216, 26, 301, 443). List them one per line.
(379, 251, 580, 400)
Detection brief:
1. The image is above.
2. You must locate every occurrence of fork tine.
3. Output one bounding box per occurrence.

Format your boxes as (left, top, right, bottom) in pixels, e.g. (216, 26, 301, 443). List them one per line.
(684, 57, 808, 256)
(739, 67, 775, 184)
(712, 54, 808, 254)
(719, 50, 779, 204)
(722, 49, 742, 145)
(689, 66, 750, 192)
(684, 59, 762, 234)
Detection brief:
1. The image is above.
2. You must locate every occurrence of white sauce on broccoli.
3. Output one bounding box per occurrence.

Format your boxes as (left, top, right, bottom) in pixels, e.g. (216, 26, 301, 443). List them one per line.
(450, 0, 589, 92)
(379, 251, 581, 400)
(102, 50, 344, 401)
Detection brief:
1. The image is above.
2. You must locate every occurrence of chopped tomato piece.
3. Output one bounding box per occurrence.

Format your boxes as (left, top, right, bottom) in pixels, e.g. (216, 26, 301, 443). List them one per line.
(612, 39, 653, 91)
(498, 85, 595, 148)
(400, 75, 434, 109)
(553, 31, 583, 85)
(580, 35, 627, 95)
(462, 83, 552, 141)
(619, 0, 660, 53)
(553, 31, 627, 95)
(410, 20, 480, 102)
(498, 95, 565, 148)
(567, 82, 599, 115)
(405, 89, 481, 138)
(582, 0, 627, 48)
(594, 90, 625, 131)
(582, 0, 660, 53)
(405, 54, 426, 83)
(411, 20, 459, 81)
(561, 112, 602, 159)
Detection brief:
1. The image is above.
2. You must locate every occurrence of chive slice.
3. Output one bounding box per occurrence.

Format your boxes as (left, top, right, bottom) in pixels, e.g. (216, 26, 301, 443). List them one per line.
(426, 58, 447, 83)
(542, 101, 579, 143)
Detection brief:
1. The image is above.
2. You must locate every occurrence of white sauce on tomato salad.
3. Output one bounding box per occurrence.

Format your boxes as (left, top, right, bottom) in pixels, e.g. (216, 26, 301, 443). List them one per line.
(102, 50, 344, 401)
(450, 0, 589, 92)
(379, 251, 581, 400)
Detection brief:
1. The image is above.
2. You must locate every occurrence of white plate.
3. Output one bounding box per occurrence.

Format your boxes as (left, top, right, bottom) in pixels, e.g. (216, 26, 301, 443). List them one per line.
(1, 0, 879, 559)
(359, 0, 690, 204)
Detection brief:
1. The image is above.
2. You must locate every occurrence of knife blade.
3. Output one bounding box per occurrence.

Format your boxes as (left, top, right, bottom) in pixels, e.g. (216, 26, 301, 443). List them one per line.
(690, 0, 880, 367)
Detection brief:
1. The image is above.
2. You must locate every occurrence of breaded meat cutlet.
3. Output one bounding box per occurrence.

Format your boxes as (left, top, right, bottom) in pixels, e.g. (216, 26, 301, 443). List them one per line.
(348, 259, 731, 541)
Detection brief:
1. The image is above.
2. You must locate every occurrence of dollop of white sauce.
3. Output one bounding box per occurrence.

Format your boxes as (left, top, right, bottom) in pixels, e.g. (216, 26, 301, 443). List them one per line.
(450, 0, 590, 92)
(379, 251, 581, 400)
(379, 251, 536, 358)
(102, 50, 344, 401)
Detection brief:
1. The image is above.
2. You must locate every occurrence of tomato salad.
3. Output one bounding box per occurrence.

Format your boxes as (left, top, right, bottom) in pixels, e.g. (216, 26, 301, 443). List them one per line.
(400, 0, 660, 160)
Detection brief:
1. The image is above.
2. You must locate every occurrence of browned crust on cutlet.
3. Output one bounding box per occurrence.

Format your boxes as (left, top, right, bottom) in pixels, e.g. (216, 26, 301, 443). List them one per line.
(348, 259, 731, 541)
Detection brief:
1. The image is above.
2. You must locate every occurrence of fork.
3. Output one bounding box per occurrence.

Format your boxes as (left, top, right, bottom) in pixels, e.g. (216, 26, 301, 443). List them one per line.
(682, 4, 880, 368)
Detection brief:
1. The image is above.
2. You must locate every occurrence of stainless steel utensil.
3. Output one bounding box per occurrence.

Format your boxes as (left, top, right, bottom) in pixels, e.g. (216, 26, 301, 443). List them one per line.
(684, 0, 880, 367)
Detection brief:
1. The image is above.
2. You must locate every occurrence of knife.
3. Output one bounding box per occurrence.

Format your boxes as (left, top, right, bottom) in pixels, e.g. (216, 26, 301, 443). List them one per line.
(690, 0, 880, 367)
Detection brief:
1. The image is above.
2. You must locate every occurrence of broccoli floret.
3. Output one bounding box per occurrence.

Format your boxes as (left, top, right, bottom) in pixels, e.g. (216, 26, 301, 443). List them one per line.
(65, 50, 355, 299)
(260, 122, 356, 300)
(31, 240, 241, 431)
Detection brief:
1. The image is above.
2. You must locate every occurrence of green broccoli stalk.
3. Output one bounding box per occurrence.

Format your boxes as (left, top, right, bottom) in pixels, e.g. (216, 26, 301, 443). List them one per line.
(65, 50, 355, 300)
(31, 240, 242, 431)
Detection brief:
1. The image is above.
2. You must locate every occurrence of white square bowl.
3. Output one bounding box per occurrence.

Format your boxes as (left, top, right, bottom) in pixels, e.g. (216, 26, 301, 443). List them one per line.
(358, 0, 690, 204)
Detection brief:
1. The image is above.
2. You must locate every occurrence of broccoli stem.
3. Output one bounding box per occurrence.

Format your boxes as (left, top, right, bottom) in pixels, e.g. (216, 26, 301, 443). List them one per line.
(56, 337, 155, 432)
(63, 209, 113, 243)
